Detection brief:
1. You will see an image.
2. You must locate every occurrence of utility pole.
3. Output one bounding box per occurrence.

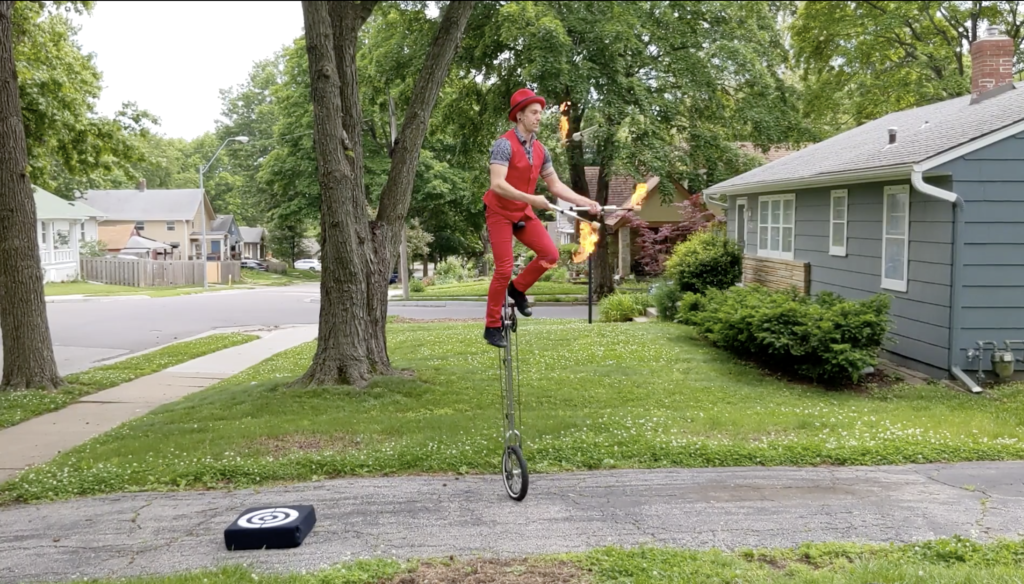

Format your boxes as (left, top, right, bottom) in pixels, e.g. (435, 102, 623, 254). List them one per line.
(389, 91, 410, 300)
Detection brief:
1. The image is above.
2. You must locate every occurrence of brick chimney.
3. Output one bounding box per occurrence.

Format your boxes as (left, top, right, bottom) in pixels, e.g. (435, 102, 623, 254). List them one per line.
(970, 26, 1016, 102)
(137, 178, 146, 192)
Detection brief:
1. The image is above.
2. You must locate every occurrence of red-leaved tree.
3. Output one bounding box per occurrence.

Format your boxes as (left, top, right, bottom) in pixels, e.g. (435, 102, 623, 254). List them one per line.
(628, 193, 719, 277)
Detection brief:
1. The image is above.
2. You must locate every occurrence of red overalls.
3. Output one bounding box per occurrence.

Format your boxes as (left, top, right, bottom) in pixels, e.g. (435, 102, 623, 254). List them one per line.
(483, 129, 559, 328)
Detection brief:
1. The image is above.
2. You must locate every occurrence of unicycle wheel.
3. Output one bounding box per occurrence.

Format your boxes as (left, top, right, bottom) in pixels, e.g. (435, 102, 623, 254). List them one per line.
(502, 444, 528, 501)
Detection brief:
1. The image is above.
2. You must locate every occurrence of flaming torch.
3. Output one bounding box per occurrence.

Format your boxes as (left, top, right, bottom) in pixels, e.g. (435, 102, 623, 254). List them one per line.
(572, 221, 599, 263)
(559, 101, 571, 144)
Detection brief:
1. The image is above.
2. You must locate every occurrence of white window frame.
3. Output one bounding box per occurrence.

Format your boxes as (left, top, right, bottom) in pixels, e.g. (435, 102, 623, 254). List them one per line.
(756, 194, 796, 261)
(829, 189, 848, 257)
(734, 197, 747, 245)
(881, 184, 910, 293)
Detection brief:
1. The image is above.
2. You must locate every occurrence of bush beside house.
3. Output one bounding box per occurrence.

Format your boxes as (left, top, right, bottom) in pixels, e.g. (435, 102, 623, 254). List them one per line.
(676, 285, 893, 386)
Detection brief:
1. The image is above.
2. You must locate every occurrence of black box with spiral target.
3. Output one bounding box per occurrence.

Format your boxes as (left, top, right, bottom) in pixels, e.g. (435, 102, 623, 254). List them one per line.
(224, 505, 317, 550)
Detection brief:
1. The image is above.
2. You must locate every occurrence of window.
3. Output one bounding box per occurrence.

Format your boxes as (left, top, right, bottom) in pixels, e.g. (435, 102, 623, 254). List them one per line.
(79, 222, 86, 242)
(735, 197, 747, 250)
(166, 221, 176, 231)
(829, 189, 848, 257)
(757, 194, 795, 260)
(882, 185, 910, 292)
(135, 221, 145, 231)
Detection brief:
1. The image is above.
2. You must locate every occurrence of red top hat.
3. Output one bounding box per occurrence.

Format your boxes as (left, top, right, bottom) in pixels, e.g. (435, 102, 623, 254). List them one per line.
(508, 88, 546, 122)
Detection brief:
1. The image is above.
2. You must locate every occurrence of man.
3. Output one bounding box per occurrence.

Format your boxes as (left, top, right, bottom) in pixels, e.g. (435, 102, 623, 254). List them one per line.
(482, 88, 601, 348)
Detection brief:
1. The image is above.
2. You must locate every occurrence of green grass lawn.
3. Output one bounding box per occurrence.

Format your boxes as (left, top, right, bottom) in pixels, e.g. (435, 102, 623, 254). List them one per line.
(239, 267, 321, 286)
(0, 332, 259, 429)
(44, 282, 248, 298)
(3, 320, 1022, 503)
(41, 537, 1024, 583)
(410, 279, 587, 298)
(45, 282, 146, 296)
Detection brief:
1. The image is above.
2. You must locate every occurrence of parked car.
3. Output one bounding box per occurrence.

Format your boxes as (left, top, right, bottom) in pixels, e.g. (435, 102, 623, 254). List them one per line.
(390, 270, 399, 284)
(241, 259, 267, 271)
(295, 259, 321, 272)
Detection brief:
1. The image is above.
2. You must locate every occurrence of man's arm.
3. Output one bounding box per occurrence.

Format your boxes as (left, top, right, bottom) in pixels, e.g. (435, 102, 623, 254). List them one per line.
(542, 167, 595, 207)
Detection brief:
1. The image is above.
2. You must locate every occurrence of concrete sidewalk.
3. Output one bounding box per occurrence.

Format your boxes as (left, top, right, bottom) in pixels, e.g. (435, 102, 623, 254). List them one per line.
(0, 461, 1021, 583)
(0, 325, 317, 483)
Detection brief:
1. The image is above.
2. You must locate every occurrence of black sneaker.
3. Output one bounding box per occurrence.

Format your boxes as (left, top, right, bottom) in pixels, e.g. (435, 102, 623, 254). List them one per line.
(507, 281, 532, 317)
(484, 326, 507, 348)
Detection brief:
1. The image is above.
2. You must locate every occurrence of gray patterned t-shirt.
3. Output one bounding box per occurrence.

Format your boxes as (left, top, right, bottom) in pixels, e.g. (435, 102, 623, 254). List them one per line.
(489, 127, 554, 177)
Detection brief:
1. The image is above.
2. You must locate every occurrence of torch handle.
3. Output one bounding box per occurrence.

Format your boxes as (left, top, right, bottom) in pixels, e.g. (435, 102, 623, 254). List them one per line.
(546, 202, 601, 229)
(570, 205, 621, 212)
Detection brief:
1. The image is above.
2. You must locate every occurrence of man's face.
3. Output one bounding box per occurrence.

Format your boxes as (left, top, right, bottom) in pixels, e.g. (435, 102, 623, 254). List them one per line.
(518, 103, 543, 133)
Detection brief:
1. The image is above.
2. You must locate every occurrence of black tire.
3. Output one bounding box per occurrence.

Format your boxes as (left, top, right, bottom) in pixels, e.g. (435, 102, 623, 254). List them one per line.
(502, 444, 528, 501)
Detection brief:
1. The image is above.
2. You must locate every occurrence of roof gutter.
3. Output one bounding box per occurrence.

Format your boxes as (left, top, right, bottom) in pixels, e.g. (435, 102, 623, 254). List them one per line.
(703, 165, 915, 197)
(909, 167, 980, 394)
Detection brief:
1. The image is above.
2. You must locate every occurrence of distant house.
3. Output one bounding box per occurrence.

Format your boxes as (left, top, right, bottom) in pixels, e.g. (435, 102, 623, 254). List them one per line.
(98, 225, 174, 259)
(702, 27, 1024, 389)
(210, 214, 243, 260)
(34, 185, 105, 283)
(239, 227, 268, 260)
(81, 180, 224, 261)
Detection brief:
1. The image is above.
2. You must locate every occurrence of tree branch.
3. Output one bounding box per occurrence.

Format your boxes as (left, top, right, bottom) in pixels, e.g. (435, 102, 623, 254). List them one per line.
(376, 0, 476, 227)
(329, 1, 377, 200)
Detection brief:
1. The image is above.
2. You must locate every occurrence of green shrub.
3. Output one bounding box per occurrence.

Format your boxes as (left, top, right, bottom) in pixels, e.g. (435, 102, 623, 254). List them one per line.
(409, 279, 425, 293)
(663, 229, 743, 295)
(649, 279, 684, 322)
(540, 267, 569, 283)
(433, 257, 472, 285)
(598, 292, 653, 323)
(677, 285, 892, 386)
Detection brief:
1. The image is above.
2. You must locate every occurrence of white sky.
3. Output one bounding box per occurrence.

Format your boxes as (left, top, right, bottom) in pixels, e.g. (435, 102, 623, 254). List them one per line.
(70, 1, 305, 141)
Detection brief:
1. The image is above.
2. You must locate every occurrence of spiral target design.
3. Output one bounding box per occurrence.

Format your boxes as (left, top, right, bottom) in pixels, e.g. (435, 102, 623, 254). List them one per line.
(237, 508, 299, 529)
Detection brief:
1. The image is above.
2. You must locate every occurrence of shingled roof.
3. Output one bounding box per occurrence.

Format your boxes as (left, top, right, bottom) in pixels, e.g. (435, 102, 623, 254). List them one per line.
(80, 188, 205, 221)
(705, 82, 1024, 196)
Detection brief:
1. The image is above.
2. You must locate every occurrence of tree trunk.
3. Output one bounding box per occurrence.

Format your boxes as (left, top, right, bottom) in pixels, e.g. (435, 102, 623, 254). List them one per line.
(297, 0, 475, 388)
(479, 227, 490, 277)
(295, 0, 372, 388)
(592, 161, 615, 299)
(0, 0, 62, 391)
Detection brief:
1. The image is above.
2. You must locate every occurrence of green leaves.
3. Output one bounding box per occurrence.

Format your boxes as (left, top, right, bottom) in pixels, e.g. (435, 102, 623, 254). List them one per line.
(13, 1, 154, 195)
(790, 1, 1024, 135)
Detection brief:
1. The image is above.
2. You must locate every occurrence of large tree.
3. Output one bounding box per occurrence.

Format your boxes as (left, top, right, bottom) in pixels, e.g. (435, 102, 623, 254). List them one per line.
(298, 0, 476, 388)
(790, 1, 1024, 135)
(452, 1, 810, 299)
(0, 0, 62, 390)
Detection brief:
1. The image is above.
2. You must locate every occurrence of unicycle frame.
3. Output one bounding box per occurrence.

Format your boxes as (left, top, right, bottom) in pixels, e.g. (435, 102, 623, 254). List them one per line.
(500, 293, 522, 451)
(498, 290, 528, 501)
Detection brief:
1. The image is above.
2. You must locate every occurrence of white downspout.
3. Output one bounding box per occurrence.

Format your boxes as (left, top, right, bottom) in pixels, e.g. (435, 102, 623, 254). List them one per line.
(910, 168, 981, 394)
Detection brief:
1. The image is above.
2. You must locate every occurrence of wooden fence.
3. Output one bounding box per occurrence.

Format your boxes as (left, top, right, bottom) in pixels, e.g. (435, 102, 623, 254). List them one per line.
(80, 258, 242, 288)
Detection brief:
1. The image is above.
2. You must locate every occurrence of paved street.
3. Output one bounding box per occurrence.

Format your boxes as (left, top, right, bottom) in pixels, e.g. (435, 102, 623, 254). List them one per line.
(1, 461, 1021, 583)
(3, 285, 593, 375)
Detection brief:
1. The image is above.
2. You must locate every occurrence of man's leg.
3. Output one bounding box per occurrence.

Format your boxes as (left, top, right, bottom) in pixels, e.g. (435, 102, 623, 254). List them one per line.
(484, 210, 514, 347)
(507, 215, 559, 315)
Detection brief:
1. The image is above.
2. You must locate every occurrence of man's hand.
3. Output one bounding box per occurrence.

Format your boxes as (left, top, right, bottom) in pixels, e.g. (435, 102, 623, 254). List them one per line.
(584, 199, 602, 216)
(529, 195, 552, 210)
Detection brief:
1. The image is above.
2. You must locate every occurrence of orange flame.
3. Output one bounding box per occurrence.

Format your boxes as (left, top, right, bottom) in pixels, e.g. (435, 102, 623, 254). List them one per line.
(559, 101, 570, 142)
(626, 176, 659, 210)
(629, 183, 649, 209)
(573, 221, 599, 263)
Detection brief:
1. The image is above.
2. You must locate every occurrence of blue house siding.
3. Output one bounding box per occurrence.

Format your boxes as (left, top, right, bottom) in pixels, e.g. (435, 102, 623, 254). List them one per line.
(728, 178, 955, 376)
(933, 132, 1024, 373)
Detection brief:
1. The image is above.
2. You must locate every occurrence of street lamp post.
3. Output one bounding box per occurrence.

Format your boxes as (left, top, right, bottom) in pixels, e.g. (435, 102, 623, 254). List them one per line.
(198, 136, 249, 288)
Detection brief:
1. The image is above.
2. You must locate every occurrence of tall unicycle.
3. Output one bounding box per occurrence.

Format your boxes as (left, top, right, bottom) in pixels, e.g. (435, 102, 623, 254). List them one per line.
(498, 290, 528, 501)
